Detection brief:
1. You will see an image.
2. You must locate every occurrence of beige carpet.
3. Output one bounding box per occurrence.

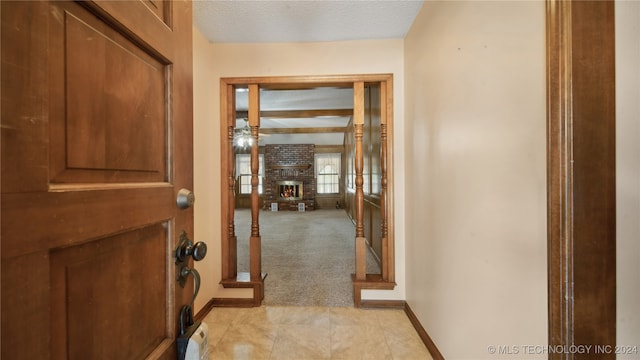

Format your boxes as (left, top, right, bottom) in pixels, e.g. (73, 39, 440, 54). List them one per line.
(235, 209, 381, 306)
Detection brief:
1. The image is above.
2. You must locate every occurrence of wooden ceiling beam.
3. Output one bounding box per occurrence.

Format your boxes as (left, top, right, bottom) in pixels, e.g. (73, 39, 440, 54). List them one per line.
(258, 83, 352, 90)
(236, 109, 352, 119)
(259, 127, 347, 134)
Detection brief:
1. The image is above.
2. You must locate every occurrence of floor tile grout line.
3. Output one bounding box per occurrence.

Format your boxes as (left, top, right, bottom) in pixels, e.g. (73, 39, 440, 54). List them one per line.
(267, 322, 280, 360)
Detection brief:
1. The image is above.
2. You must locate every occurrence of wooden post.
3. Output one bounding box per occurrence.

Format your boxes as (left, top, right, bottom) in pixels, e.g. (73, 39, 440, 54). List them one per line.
(354, 81, 367, 281)
(379, 81, 389, 281)
(222, 83, 237, 280)
(248, 84, 262, 281)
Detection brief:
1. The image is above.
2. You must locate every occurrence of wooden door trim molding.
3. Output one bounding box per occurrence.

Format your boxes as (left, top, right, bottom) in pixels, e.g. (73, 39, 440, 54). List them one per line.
(547, 0, 575, 349)
(546, 0, 616, 357)
(219, 74, 396, 304)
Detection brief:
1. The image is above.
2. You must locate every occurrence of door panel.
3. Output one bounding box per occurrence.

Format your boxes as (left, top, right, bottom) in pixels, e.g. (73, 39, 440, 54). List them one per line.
(1, 1, 193, 359)
(50, 224, 169, 359)
(50, 3, 168, 183)
(63, 12, 166, 173)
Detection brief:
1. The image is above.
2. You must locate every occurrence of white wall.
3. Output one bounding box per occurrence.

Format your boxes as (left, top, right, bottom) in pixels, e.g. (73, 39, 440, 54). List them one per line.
(616, 1, 640, 357)
(193, 28, 252, 310)
(192, 32, 407, 310)
(403, 2, 547, 359)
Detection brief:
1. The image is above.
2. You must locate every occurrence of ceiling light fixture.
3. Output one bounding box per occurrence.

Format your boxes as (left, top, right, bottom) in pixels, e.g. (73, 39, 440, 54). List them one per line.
(234, 118, 253, 149)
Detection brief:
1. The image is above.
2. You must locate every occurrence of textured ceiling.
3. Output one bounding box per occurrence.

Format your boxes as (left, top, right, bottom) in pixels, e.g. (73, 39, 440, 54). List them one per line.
(193, 0, 424, 43)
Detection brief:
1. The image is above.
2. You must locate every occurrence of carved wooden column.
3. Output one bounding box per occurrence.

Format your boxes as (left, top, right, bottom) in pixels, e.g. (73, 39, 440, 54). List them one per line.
(353, 81, 367, 281)
(223, 83, 237, 280)
(248, 84, 262, 282)
(379, 81, 390, 282)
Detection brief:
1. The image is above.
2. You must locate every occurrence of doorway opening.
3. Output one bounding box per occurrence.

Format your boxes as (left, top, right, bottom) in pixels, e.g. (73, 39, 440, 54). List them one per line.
(219, 75, 396, 306)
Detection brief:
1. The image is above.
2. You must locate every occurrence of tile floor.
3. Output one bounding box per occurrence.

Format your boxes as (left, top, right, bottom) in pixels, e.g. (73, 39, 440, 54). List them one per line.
(202, 305, 433, 359)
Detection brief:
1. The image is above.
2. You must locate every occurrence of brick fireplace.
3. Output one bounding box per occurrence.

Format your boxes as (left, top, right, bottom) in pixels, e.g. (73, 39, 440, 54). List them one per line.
(263, 144, 315, 210)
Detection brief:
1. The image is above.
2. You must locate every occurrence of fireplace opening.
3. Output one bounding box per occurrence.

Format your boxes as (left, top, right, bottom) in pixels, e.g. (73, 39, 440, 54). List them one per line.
(277, 180, 303, 201)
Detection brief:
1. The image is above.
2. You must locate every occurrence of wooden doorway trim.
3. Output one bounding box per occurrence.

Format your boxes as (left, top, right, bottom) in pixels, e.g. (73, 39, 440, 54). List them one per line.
(546, 0, 616, 357)
(218, 74, 396, 305)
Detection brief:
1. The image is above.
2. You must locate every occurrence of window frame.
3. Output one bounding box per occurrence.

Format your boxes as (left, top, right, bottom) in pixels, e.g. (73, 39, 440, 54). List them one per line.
(235, 153, 264, 195)
(315, 153, 341, 195)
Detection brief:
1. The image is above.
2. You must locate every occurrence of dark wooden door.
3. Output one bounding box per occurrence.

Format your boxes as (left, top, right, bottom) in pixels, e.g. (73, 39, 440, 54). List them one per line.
(1, 1, 193, 359)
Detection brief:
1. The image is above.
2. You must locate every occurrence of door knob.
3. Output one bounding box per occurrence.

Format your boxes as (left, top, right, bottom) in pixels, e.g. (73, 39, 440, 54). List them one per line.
(176, 188, 195, 209)
(175, 231, 207, 263)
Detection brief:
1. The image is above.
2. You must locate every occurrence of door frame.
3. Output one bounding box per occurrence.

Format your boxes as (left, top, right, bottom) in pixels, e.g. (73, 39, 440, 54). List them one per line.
(218, 74, 395, 306)
(546, 0, 616, 356)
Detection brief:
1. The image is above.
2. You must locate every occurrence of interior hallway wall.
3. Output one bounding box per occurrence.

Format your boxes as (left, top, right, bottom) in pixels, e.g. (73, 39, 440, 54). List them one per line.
(192, 28, 251, 309)
(192, 31, 407, 310)
(616, 1, 640, 356)
(403, 2, 547, 359)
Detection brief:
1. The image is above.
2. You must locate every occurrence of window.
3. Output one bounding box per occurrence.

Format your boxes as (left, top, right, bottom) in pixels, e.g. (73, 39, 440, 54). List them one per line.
(315, 153, 341, 194)
(236, 154, 264, 194)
